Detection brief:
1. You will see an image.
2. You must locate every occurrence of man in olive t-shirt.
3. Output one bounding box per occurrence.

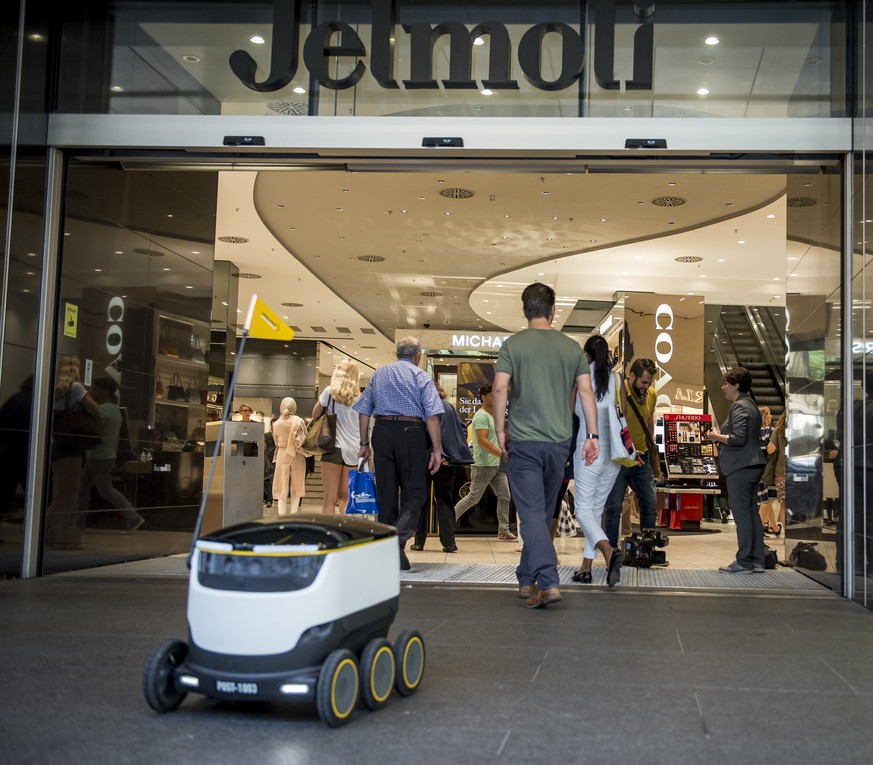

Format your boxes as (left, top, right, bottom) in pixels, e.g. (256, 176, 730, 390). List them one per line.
(492, 283, 599, 609)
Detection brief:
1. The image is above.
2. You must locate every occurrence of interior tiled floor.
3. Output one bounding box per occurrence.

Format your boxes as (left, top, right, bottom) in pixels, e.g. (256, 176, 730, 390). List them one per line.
(411, 519, 764, 570)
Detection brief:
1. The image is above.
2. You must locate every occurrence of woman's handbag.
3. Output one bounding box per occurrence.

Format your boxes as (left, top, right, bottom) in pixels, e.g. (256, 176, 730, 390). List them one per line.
(346, 461, 378, 516)
(610, 372, 639, 467)
(167, 372, 186, 401)
(301, 397, 337, 455)
(54, 392, 103, 453)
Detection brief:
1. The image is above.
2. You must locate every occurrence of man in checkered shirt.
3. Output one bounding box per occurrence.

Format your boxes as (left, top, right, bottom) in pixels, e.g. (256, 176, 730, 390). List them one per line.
(355, 337, 443, 570)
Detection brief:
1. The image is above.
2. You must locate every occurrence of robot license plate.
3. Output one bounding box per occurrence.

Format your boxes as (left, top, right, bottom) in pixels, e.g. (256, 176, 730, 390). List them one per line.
(215, 680, 259, 695)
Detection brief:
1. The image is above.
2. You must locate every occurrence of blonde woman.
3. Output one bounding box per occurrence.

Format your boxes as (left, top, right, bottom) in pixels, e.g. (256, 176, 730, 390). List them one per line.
(47, 355, 100, 550)
(311, 358, 361, 513)
(271, 397, 307, 515)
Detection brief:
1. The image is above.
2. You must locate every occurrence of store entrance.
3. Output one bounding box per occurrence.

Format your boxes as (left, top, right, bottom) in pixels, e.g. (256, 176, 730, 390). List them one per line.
(36, 154, 843, 590)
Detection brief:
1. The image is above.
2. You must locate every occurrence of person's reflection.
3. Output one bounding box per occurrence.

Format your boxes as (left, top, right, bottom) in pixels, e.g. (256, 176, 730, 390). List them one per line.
(838, 369, 873, 575)
(47, 356, 100, 550)
(0, 374, 34, 518)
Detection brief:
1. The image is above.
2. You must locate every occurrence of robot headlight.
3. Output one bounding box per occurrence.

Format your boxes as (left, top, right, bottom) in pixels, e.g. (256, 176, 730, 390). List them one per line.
(197, 551, 325, 592)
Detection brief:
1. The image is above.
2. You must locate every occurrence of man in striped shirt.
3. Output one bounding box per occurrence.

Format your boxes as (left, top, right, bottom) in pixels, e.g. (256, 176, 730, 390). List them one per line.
(355, 337, 444, 569)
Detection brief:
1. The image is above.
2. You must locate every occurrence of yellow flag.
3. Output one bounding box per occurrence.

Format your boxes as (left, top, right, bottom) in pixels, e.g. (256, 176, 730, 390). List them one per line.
(244, 295, 295, 341)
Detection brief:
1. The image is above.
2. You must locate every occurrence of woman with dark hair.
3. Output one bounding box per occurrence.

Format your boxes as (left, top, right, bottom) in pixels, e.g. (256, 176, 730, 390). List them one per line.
(707, 367, 767, 573)
(570, 334, 624, 586)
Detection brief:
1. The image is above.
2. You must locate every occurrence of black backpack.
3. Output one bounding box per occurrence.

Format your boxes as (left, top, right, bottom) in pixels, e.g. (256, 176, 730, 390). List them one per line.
(788, 542, 827, 571)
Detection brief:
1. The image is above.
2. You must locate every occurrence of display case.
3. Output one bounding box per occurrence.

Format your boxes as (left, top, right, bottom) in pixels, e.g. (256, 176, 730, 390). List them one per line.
(662, 414, 716, 480)
(153, 312, 210, 445)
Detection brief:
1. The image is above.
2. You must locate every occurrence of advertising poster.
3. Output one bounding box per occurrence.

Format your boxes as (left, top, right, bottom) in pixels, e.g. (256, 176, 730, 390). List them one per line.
(623, 292, 704, 411)
(456, 362, 495, 423)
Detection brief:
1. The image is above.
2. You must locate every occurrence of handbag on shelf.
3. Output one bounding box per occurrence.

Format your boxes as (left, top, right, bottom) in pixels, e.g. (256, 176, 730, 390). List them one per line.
(167, 372, 186, 401)
(301, 396, 337, 455)
(191, 334, 206, 364)
(191, 419, 206, 441)
(186, 377, 199, 403)
(158, 321, 179, 357)
(346, 461, 378, 516)
(610, 372, 639, 468)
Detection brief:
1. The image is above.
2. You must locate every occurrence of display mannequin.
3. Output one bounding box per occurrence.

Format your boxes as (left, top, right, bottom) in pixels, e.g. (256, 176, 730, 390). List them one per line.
(271, 397, 306, 515)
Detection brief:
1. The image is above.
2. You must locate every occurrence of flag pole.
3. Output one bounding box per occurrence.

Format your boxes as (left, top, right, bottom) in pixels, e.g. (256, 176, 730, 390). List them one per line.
(187, 295, 260, 566)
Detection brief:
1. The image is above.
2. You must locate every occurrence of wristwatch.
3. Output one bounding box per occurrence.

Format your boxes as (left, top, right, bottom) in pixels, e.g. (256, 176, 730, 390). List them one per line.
(360, 441, 369, 446)
(586, 433, 599, 439)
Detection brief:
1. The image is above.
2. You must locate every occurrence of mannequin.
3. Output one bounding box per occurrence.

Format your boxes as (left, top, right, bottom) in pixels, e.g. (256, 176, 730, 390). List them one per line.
(271, 397, 306, 515)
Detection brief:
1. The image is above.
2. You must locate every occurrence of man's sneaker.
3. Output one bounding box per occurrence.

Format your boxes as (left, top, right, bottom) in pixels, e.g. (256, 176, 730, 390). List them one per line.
(124, 516, 145, 535)
(752, 564, 765, 573)
(497, 532, 517, 541)
(718, 561, 754, 574)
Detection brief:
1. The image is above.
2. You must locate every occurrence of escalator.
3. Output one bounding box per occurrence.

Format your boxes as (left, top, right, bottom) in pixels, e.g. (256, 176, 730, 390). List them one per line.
(711, 305, 786, 417)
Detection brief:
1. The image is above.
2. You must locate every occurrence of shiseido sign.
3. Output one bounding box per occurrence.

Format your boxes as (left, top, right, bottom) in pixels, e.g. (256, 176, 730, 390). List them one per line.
(230, 0, 654, 93)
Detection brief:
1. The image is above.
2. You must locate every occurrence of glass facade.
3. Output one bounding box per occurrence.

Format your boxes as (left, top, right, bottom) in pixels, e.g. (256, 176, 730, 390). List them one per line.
(0, 0, 871, 609)
(55, 0, 847, 119)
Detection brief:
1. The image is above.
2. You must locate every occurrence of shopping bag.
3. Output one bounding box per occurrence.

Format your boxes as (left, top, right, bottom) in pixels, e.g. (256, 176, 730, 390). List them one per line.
(610, 372, 639, 467)
(346, 462, 378, 516)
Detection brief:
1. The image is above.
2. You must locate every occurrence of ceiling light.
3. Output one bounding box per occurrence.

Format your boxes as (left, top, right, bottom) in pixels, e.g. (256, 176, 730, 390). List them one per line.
(185, 285, 193, 289)
(717, 258, 725, 262)
(474, 37, 485, 46)
(767, 214, 776, 219)
(110, 85, 124, 92)
(251, 35, 265, 44)
(182, 55, 201, 63)
(696, 87, 710, 95)
(738, 240, 746, 244)
(705, 36, 719, 45)
(94, 268, 102, 273)
(481, 88, 494, 96)
(698, 56, 715, 65)
(28, 33, 45, 42)
(542, 191, 550, 195)
(600, 218, 607, 222)
(292, 86, 306, 94)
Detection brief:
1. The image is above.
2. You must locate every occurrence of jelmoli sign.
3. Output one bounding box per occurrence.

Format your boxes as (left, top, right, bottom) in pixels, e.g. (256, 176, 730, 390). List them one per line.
(230, 0, 654, 93)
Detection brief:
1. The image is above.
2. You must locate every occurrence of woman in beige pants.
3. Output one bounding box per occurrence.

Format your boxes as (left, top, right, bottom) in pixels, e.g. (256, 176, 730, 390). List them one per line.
(271, 397, 307, 515)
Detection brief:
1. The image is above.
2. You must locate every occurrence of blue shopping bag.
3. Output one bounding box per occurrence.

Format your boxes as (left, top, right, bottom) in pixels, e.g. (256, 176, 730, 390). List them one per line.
(346, 462, 378, 516)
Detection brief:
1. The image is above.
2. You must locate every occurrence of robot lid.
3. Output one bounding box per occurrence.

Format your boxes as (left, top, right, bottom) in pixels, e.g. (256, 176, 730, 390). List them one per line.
(197, 512, 397, 553)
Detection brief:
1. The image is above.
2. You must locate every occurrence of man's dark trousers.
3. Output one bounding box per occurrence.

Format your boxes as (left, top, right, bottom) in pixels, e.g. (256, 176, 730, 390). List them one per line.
(372, 420, 429, 545)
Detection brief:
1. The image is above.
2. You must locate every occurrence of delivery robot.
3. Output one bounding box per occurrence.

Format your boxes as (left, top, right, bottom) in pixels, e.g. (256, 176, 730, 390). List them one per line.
(143, 513, 425, 727)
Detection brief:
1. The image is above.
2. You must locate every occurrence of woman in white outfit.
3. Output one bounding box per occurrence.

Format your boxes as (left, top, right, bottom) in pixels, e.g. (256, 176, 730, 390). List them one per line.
(571, 335, 625, 586)
(271, 397, 307, 515)
(310, 358, 362, 513)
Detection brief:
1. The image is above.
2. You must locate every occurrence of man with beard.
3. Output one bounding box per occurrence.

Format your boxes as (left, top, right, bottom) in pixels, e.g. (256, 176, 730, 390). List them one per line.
(603, 357, 659, 548)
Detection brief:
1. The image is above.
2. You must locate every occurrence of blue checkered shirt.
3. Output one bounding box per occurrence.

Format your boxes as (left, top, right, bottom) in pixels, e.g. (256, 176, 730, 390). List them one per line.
(353, 358, 444, 420)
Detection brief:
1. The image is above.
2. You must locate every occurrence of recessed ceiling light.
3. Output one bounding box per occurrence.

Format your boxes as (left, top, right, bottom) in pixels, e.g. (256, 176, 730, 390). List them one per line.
(185, 285, 193, 289)
(698, 56, 715, 65)
(251, 35, 265, 44)
(110, 85, 124, 92)
(481, 88, 494, 96)
(738, 240, 746, 244)
(94, 268, 102, 273)
(292, 86, 306, 94)
(182, 54, 201, 63)
(474, 37, 485, 46)
(705, 36, 719, 45)
(28, 33, 45, 42)
(697, 87, 710, 95)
